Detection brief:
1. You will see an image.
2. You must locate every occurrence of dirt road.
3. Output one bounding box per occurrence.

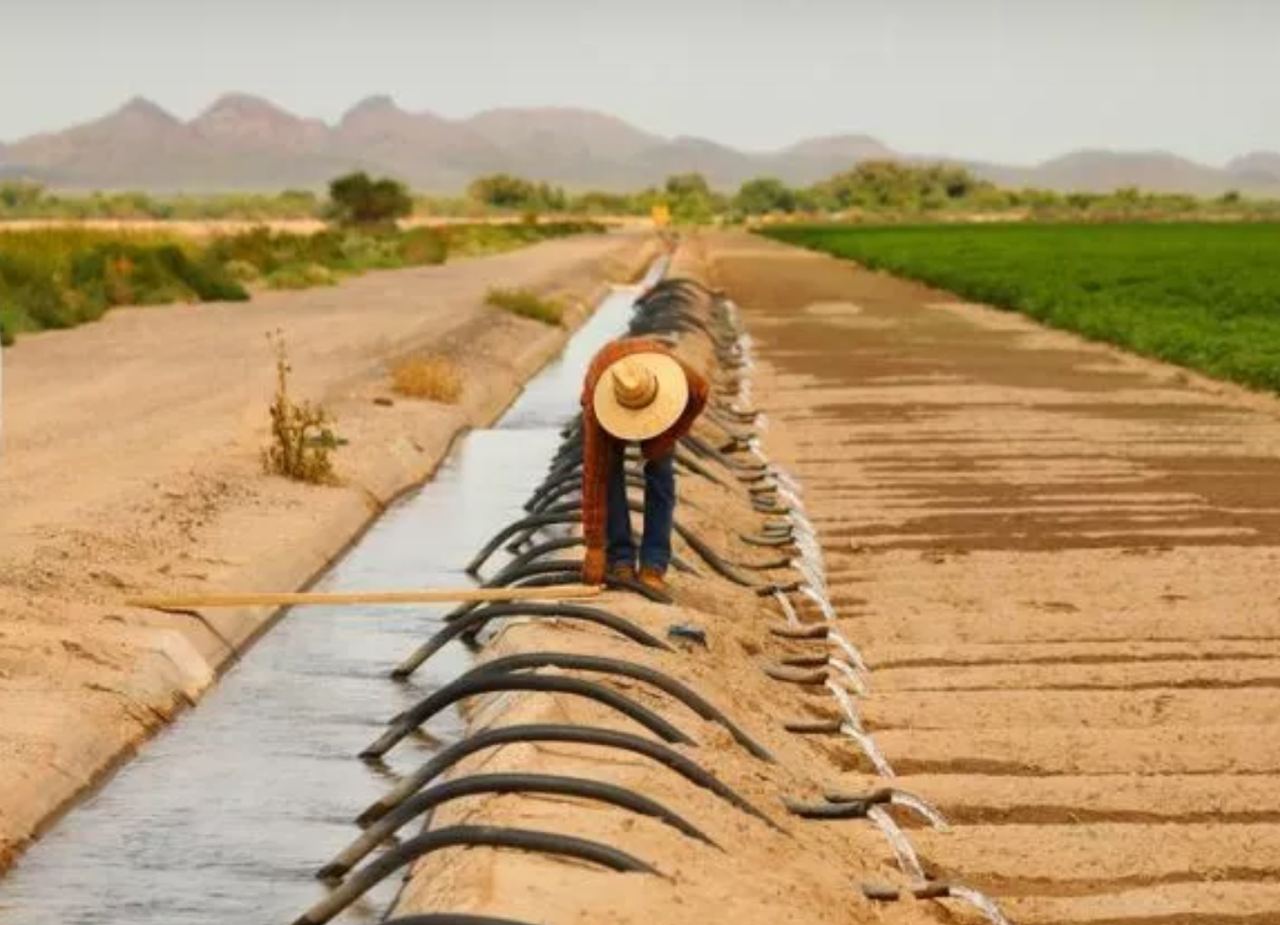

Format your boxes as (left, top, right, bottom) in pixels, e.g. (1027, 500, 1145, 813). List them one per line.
(0, 231, 656, 871)
(708, 232, 1280, 923)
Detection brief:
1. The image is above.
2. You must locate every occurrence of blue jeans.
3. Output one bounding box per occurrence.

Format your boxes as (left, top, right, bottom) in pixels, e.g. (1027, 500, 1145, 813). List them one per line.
(605, 443, 675, 574)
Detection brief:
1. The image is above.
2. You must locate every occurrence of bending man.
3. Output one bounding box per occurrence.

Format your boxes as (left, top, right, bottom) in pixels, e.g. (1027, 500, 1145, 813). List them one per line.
(580, 338, 709, 593)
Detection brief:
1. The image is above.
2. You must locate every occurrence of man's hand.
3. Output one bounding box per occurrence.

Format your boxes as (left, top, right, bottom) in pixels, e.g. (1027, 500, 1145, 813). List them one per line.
(582, 547, 607, 585)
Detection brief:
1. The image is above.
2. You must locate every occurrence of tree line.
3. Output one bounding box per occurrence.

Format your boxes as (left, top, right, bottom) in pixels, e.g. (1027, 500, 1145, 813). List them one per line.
(2, 162, 1272, 224)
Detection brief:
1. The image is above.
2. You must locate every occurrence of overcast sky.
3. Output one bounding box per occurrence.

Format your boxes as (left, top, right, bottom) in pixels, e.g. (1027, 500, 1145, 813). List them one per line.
(2, 0, 1276, 165)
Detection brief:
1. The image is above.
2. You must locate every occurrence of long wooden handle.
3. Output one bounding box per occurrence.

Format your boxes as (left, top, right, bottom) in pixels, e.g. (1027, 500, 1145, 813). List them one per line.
(126, 584, 602, 610)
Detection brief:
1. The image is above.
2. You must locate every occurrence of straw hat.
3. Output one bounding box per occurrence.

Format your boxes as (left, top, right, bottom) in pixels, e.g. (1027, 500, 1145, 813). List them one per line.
(592, 352, 689, 441)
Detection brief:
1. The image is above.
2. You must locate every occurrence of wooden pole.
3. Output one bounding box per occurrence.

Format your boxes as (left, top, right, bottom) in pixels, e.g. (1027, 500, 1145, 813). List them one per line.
(126, 584, 602, 610)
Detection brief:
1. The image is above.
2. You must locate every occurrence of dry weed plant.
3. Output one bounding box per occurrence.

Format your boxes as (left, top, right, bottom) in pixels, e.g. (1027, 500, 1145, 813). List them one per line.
(390, 354, 464, 403)
(261, 330, 339, 483)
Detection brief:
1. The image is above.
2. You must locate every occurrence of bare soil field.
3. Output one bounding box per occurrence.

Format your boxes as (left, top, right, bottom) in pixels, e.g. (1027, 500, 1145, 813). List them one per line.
(0, 231, 658, 871)
(707, 231, 1280, 924)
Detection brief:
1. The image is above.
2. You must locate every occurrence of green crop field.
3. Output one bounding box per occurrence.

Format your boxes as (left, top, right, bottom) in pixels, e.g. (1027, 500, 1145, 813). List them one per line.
(761, 222, 1280, 393)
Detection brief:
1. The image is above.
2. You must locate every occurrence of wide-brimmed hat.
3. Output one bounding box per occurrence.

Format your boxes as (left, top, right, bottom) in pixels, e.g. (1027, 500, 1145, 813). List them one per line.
(592, 352, 689, 441)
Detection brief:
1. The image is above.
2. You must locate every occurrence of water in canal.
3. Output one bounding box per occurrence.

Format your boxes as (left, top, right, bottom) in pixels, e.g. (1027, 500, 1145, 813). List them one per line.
(0, 263, 662, 925)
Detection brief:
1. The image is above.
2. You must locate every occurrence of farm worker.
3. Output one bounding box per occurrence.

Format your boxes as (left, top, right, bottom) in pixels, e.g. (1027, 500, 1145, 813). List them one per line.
(580, 339, 709, 593)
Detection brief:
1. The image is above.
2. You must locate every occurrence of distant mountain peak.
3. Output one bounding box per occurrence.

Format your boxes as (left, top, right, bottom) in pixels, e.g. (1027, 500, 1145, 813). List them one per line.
(113, 96, 180, 125)
(192, 93, 326, 150)
(343, 94, 402, 119)
(200, 92, 292, 118)
(784, 133, 892, 155)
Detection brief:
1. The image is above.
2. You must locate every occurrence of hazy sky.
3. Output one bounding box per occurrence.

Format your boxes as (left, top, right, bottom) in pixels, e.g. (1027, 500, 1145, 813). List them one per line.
(2, 0, 1277, 165)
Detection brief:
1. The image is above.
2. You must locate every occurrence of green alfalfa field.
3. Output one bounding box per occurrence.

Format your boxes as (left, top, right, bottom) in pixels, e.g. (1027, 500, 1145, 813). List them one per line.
(761, 222, 1280, 393)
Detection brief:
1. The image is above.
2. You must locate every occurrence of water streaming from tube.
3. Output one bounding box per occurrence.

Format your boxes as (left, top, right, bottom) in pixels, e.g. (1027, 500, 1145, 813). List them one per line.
(840, 723, 895, 778)
(772, 589, 800, 626)
(866, 806, 924, 880)
(789, 508, 816, 535)
(828, 630, 869, 678)
(792, 559, 826, 596)
(828, 657, 868, 696)
(889, 791, 950, 832)
(776, 485, 804, 510)
(826, 679, 863, 729)
(800, 584, 838, 623)
(773, 467, 803, 496)
(944, 886, 1013, 925)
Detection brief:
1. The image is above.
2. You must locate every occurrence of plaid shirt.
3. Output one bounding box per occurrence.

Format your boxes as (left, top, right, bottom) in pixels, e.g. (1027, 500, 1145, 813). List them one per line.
(580, 338, 710, 553)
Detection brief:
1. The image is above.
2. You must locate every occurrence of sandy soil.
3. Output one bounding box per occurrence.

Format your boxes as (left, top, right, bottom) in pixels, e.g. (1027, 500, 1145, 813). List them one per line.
(707, 231, 1280, 924)
(0, 230, 659, 871)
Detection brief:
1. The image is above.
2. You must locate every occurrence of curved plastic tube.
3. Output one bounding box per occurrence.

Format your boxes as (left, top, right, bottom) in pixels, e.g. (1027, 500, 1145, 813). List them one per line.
(319, 771, 715, 880)
(466, 513, 579, 574)
(470, 652, 774, 762)
(293, 826, 655, 925)
(764, 664, 828, 686)
(392, 602, 671, 679)
(769, 623, 829, 639)
(360, 673, 694, 760)
(783, 797, 870, 819)
(355, 723, 774, 829)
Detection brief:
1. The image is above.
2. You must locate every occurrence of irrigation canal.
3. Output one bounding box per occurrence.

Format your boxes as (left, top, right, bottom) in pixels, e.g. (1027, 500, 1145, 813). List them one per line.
(0, 259, 665, 925)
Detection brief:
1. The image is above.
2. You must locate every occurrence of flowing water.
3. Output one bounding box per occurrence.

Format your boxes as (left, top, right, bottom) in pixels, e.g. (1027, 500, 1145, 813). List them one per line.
(771, 588, 800, 626)
(866, 805, 925, 881)
(828, 630, 869, 678)
(888, 791, 950, 832)
(945, 886, 1013, 925)
(828, 657, 869, 697)
(0, 264, 663, 925)
(799, 584, 838, 623)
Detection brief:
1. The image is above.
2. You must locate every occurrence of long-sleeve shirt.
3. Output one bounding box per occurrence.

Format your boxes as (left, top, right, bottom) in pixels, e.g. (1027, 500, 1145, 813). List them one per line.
(579, 338, 710, 554)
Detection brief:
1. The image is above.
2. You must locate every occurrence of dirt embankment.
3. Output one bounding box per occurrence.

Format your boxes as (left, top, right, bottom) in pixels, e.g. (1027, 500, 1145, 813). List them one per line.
(0, 231, 659, 871)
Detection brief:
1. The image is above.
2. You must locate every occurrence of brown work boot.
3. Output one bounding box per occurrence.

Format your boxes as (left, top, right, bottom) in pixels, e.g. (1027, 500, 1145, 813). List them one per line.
(607, 563, 637, 583)
(638, 566, 668, 594)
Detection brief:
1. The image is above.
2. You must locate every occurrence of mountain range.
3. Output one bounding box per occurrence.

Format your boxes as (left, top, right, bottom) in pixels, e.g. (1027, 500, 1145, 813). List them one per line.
(3, 94, 1278, 197)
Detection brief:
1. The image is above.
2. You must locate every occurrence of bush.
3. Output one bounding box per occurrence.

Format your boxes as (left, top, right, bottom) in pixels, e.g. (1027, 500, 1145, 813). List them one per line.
(266, 262, 337, 290)
(735, 177, 797, 215)
(327, 172, 412, 227)
(397, 227, 448, 265)
(261, 331, 338, 484)
(224, 259, 262, 283)
(485, 286, 563, 325)
(391, 354, 463, 402)
(0, 230, 247, 337)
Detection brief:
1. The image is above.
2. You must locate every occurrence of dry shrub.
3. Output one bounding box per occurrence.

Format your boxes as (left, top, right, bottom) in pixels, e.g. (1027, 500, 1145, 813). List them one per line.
(485, 286, 563, 325)
(261, 330, 339, 483)
(391, 354, 463, 403)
